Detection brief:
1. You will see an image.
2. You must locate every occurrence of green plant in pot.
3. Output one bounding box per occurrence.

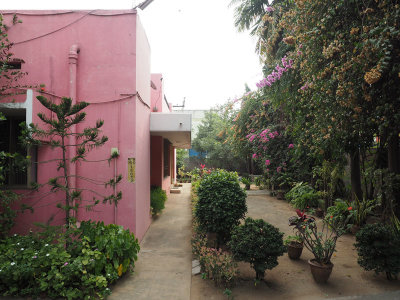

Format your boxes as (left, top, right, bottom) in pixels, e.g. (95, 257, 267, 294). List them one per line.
(241, 176, 251, 190)
(284, 235, 304, 260)
(289, 210, 346, 283)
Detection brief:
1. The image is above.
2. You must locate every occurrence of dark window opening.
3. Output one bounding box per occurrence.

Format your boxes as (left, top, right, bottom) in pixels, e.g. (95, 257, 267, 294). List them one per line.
(7, 61, 22, 70)
(163, 139, 171, 177)
(0, 115, 28, 186)
(1, 59, 24, 70)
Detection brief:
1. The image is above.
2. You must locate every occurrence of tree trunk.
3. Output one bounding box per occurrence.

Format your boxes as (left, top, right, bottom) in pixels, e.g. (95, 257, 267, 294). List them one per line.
(388, 132, 400, 218)
(350, 149, 363, 201)
(388, 133, 400, 174)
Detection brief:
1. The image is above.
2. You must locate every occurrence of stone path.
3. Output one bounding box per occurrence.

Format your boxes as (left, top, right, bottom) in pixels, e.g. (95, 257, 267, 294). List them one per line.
(109, 183, 192, 300)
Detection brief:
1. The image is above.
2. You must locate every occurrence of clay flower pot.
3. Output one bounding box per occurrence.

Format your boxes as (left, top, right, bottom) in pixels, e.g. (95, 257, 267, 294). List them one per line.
(308, 259, 334, 283)
(287, 242, 303, 260)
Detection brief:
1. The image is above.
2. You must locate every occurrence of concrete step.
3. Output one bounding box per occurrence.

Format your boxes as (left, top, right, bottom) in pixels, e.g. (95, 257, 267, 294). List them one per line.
(170, 188, 181, 194)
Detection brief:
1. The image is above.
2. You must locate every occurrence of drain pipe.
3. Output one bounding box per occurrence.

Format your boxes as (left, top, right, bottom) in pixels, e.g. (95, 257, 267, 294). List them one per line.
(68, 44, 79, 220)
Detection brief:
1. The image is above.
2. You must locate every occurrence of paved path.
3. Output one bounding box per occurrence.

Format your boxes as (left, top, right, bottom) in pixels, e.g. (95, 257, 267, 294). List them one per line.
(109, 183, 192, 300)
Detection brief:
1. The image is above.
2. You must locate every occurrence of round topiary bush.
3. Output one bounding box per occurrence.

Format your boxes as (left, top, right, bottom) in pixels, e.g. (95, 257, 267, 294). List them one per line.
(195, 170, 247, 244)
(355, 223, 400, 280)
(228, 217, 286, 280)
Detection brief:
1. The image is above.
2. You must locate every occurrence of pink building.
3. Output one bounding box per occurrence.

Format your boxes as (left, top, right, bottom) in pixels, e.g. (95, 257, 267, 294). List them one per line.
(0, 10, 191, 241)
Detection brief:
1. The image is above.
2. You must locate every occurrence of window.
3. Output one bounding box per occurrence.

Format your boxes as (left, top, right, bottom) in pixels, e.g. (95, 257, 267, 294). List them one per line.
(0, 113, 35, 187)
(163, 139, 171, 177)
(1, 58, 24, 70)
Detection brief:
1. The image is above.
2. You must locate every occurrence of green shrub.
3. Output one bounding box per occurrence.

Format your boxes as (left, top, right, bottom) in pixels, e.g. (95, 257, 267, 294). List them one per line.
(78, 220, 140, 278)
(0, 190, 19, 238)
(195, 170, 247, 244)
(150, 186, 167, 215)
(290, 192, 320, 210)
(228, 218, 285, 280)
(325, 199, 354, 228)
(286, 182, 320, 209)
(191, 231, 207, 258)
(286, 182, 313, 201)
(355, 224, 400, 280)
(0, 222, 140, 299)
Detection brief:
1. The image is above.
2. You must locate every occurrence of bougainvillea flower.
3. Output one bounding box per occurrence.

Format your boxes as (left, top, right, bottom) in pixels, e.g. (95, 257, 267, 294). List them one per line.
(265, 159, 271, 166)
(288, 144, 294, 149)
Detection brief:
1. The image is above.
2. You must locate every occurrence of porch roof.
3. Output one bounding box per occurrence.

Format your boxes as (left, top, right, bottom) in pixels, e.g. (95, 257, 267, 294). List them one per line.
(150, 112, 192, 149)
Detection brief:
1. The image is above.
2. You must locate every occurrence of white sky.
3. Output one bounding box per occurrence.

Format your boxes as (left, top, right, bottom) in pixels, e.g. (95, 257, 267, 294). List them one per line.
(1, 0, 262, 110)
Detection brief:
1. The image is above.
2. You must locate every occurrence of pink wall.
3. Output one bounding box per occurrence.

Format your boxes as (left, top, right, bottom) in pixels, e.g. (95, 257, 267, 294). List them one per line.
(134, 17, 151, 240)
(1, 10, 152, 240)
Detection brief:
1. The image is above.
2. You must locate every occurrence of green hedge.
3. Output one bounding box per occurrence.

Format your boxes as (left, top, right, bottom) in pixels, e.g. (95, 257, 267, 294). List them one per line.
(195, 170, 247, 244)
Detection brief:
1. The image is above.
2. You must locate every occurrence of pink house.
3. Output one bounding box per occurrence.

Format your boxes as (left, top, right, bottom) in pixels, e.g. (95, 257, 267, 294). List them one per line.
(0, 10, 191, 241)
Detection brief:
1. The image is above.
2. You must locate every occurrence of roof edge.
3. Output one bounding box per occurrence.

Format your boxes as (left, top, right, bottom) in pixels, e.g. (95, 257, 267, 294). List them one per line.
(0, 10, 137, 16)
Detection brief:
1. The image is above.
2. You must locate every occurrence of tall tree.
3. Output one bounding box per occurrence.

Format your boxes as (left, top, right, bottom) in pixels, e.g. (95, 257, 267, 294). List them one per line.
(231, 0, 400, 210)
(192, 105, 247, 173)
(23, 96, 122, 227)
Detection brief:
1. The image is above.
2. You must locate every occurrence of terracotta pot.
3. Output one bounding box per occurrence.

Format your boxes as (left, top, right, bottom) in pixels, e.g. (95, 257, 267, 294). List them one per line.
(308, 259, 334, 283)
(287, 242, 303, 260)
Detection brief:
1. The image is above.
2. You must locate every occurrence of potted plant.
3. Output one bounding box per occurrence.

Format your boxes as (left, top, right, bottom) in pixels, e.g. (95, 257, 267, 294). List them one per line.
(241, 176, 251, 190)
(284, 235, 304, 260)
(289, 209, 346, 283)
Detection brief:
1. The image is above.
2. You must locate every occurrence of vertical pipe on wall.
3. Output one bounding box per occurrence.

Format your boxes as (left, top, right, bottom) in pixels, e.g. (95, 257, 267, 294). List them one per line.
(68, 44, 79, 219)
(114, 158, 117, 224)
(115, 102, 121, 224)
